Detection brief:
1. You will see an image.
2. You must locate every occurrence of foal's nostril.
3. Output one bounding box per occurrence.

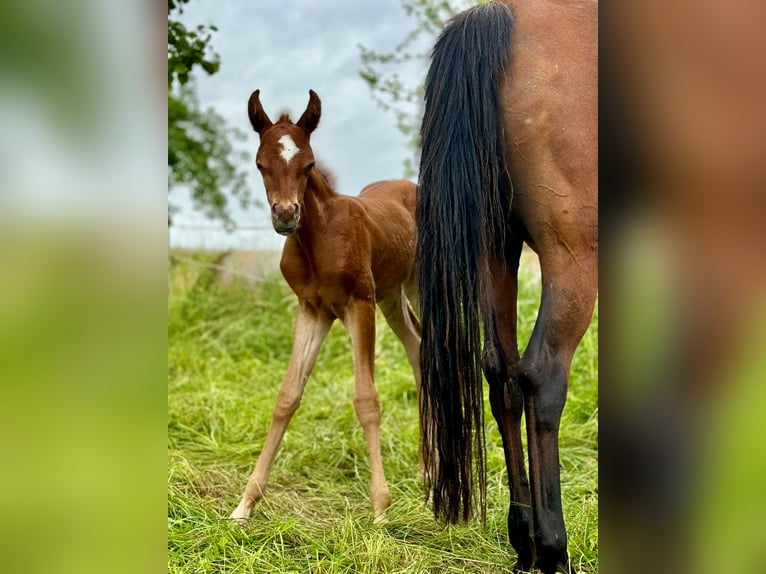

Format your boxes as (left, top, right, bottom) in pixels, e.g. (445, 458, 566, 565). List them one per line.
(293, 203, 300, 216)
(270, 202, 278, 215)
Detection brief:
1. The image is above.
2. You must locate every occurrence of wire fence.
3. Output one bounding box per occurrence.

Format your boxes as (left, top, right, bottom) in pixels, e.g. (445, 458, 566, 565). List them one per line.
(169, 224, 285, 252)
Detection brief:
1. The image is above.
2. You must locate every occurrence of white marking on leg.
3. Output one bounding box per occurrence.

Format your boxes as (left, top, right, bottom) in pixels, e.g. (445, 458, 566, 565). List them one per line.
(279, 134, 300, 164)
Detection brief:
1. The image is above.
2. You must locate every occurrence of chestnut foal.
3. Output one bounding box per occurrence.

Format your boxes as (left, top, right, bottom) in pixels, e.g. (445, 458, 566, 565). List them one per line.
(231, 90, 420, 523)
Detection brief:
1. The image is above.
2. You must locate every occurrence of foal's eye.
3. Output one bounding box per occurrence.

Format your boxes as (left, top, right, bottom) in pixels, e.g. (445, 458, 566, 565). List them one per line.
(305, 162, 315, 175)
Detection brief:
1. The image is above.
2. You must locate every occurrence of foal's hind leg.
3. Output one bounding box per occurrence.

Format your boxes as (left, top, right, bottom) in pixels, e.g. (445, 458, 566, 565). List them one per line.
(379, 290, 421, 395)
(482, 245, 535, 572)
(343, 296, 392, 522)
(379, 289, 423, 470)
(519, 248, 598, 574)
(402, 269, 420, 319)
(231, 301, 332, 521)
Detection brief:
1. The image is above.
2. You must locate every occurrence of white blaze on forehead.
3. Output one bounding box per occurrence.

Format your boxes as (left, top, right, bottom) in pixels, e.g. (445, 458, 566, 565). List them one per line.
(278, 134, 300, 164)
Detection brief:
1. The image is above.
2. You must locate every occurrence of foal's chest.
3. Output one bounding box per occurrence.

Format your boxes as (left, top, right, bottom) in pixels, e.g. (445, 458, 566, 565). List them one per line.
(280, 240, 370, 317)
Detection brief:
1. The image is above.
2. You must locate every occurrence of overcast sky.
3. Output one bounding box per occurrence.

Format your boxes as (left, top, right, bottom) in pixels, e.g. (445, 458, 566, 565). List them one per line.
(170, 0, 439, 249)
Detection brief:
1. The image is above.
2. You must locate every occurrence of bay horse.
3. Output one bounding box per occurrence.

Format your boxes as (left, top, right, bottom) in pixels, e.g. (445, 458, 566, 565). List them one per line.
(417, 1, 597, 573)
(230, 89, 421, 524)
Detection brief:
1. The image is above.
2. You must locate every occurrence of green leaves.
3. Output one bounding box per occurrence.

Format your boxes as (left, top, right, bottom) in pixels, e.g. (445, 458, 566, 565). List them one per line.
(168, 86, 253, 228)
(167, 0, 255, 227)
(358, 1, 468, 177)
(168, 19, 220, 89)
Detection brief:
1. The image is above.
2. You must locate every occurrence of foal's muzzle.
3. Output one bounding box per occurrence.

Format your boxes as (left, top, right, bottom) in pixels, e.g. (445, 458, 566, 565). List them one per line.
(271, 201, 301, 235)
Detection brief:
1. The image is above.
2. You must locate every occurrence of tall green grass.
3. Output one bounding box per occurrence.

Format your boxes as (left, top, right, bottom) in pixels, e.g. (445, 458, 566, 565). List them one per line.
(168, 251, 597, 573)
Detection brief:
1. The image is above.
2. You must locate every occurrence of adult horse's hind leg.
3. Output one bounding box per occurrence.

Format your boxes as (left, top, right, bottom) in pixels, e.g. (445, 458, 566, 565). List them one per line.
(343, 295, 392, 522)
(482, 240, 535, 572)
(231, 301, 333, 521)
(519, 248, 597, 573)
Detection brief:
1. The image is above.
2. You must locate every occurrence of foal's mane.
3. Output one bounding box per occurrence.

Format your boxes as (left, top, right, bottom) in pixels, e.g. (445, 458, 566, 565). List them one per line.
(314, 162, 337, 191)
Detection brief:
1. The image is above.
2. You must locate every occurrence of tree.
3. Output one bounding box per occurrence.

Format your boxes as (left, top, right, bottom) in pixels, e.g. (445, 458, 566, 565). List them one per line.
(168, 0, 252, 227)
(358, 0, 474, 177)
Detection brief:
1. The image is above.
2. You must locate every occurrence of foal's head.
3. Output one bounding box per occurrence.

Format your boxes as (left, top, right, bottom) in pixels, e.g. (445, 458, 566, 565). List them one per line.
(248, 89, 321, 235)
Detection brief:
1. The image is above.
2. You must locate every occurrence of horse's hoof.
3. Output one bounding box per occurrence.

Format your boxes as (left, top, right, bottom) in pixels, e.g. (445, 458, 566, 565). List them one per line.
(511, 562, 529, 573)
(534, 557, 571, 574)
(510, 545, 534, 573)
(511, 558, 535, 573)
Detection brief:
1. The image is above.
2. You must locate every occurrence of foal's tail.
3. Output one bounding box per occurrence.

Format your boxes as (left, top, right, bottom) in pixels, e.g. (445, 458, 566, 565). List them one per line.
(417, 1, 515, 524)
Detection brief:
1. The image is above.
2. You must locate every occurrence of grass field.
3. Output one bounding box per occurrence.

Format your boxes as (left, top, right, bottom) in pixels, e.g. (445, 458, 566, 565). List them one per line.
(168, 250, 598, 573)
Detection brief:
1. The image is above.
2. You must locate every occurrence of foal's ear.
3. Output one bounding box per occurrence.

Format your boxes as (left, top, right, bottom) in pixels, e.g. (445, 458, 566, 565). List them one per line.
(296, 90, 321, 135)
(248, 90, 273, 135)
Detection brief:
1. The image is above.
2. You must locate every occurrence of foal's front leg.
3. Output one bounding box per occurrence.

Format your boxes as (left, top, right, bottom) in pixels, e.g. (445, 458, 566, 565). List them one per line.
(344, 296, 392, 522)
(231, 300, 332, 521)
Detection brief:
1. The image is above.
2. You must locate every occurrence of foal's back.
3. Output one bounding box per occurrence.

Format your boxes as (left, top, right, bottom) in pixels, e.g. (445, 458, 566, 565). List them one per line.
(356, 179, 418, 299)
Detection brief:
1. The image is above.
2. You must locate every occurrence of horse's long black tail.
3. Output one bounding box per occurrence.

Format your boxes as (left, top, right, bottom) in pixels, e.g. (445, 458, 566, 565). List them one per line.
(417, 1, 515, 524)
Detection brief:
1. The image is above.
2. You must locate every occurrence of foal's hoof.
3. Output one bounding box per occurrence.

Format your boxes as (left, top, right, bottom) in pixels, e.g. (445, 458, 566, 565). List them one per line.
(230, 501, 253, 523)
(372, 497, 391, 524)
(371, 486, 392, 524)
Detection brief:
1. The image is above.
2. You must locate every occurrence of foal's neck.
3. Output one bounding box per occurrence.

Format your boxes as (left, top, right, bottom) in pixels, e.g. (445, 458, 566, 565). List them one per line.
(306, 169, 337, 204)
(294, 169, 338, 247)
(302, 169, 338, 217)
